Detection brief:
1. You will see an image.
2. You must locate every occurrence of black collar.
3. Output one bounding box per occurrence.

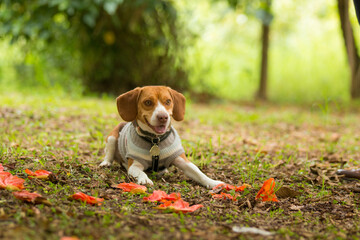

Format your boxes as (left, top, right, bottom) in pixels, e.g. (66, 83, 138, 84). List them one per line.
(132, 121, 172, 144)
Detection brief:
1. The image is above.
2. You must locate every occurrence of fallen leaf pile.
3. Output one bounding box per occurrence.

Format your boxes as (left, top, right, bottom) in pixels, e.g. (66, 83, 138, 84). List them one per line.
(1, 162, 281, 215)
(0, 164, 53, 204)
(155, 199, 204, 213)
(210, 183, 250, 201)
(143, 190, 181, 202)
(210, 179, 279, 202)
(143, 190, 203, 213)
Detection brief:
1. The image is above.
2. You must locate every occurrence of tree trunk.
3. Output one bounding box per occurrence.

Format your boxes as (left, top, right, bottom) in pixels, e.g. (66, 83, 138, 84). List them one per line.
(337, 0, 360, 99)
(256, 23, 270, 100)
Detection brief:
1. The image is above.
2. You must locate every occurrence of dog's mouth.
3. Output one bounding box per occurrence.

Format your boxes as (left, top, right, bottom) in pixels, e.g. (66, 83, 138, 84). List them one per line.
(144, 118, 167, 135)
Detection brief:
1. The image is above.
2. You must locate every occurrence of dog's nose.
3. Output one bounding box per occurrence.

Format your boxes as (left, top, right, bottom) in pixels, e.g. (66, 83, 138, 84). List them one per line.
(157, 113, 168, 123)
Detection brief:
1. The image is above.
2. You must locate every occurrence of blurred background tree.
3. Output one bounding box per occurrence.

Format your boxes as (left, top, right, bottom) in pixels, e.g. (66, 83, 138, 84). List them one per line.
(0, 0, 187, 95)
(0, 0, 359, 103)
(337, 0, 360, 99)
(226, 0, 273, 100)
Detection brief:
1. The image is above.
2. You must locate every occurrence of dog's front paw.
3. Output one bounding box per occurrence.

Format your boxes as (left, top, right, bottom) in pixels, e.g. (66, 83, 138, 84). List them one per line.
(99, 160, 112, 167)
(206, 180, 224, 189)
(137, 175, 154, 186)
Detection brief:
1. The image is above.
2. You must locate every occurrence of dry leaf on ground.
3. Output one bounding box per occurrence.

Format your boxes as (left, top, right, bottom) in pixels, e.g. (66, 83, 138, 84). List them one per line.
(115, 182, 147, 194)
(155, 199, 203, 213)
(255, 178, 278, 202)
(13, 190, 52, 205)
(143, 190, 181, 202)
(212, 183, 250, 193)
(212, 192, 239, 201)
(25, 169, 52, 179)
(70, 192, 104, 206)
(0, 172, 25, 191)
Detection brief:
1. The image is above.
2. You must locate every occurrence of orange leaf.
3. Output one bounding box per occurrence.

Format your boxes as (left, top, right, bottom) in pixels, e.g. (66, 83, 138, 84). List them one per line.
(12, 190, 51, 205)
(13, 190, 42, 202)
(255, 178, 279, 202)
(212, 192, 238, 201)
(60, 237, 80, 240)
(0, 172, 25, 191)
(212, 183, 250, 193)
(143, 190, 181, 202)
(0, 163, 4, 172)
(212, 183, 236, 191)
(235, 184, 251, 192)
(71, 192, 104, 206)
(155, 199, 203, 213)
(25, 169, 52, 179)
(115, 182, 147, 194)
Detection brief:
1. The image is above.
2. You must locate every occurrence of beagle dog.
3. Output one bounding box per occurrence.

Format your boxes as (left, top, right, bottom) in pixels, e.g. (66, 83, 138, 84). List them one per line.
(99, 86, 223, 189)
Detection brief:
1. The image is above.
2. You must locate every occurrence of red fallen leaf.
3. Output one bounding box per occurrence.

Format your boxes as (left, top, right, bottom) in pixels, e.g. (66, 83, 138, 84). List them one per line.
(212, 192, 239, 201)
(143, 190, 181, 202)
(70, 192, 104, 206)
(60, 237, 80, 240)
(155, 199, 203, 213)
(115, 182, 147, 194)
(25, 169, 52, 179)
(212, 183, 250, 193)
(0, 172, 25, 191)
(12, 190, 52, 205)
(255, 178, 279, 202)
(235, 184, 251, 192)
(212, 183, 236, 191)
(0, 163, 3, 172)
(13, 190, 41, 201)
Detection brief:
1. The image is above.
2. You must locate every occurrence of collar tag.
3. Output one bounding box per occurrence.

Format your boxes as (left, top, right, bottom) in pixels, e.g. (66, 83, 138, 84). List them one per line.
(150, 144, 160, 157)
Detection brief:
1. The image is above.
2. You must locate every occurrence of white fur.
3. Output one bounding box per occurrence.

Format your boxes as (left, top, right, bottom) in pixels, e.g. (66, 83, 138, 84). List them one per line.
(137, 101, 171, 135)
(137, 120, 155, 135)
(150, 101, 170, 128)
(99, 136, 116, 167)
(128, 161, 154, 185)
(173, 156, 224, 189)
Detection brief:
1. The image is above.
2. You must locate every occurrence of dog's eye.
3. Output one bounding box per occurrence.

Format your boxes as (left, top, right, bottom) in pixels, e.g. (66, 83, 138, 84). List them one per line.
(144, 100, 153, 106)
(165, 99, 171, 105)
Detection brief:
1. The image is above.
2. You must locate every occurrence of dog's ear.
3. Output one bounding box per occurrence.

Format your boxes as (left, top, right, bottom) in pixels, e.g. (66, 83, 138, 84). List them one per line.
(168, 88, 186, 121)
(116, 87, 142, 121)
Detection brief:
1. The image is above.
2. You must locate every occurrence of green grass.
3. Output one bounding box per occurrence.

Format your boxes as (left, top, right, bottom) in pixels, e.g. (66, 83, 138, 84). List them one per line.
(1, 92, 360, 239)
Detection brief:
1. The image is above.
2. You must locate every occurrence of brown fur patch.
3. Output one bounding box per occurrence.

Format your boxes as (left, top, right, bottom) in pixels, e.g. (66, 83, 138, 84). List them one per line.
(179, 153, 191, 163)
(128, 158, 134, 169)
(107, 122, 127, 164)
(106, 122, 127, 142)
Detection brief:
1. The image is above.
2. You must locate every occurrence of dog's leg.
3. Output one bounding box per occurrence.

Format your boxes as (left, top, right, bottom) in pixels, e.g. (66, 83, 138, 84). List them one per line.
(99, 136, 116, 167)
(128, 160, 154, 185)
(99, 123, 126, 167)
(173, 154, 223, 189)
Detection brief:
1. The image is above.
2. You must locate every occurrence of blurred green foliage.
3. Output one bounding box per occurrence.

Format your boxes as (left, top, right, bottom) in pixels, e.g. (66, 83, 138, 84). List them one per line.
(177, 0, 358, 102)
(0, 0, 359, 103)
(0, 0, 187, 95)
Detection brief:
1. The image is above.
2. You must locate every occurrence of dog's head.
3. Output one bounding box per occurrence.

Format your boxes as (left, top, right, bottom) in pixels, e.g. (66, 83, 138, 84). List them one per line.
(116, 86, 186, 135)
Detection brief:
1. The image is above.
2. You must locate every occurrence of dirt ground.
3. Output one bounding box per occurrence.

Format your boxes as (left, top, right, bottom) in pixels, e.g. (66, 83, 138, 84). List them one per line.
(1, 99, 360, 240)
